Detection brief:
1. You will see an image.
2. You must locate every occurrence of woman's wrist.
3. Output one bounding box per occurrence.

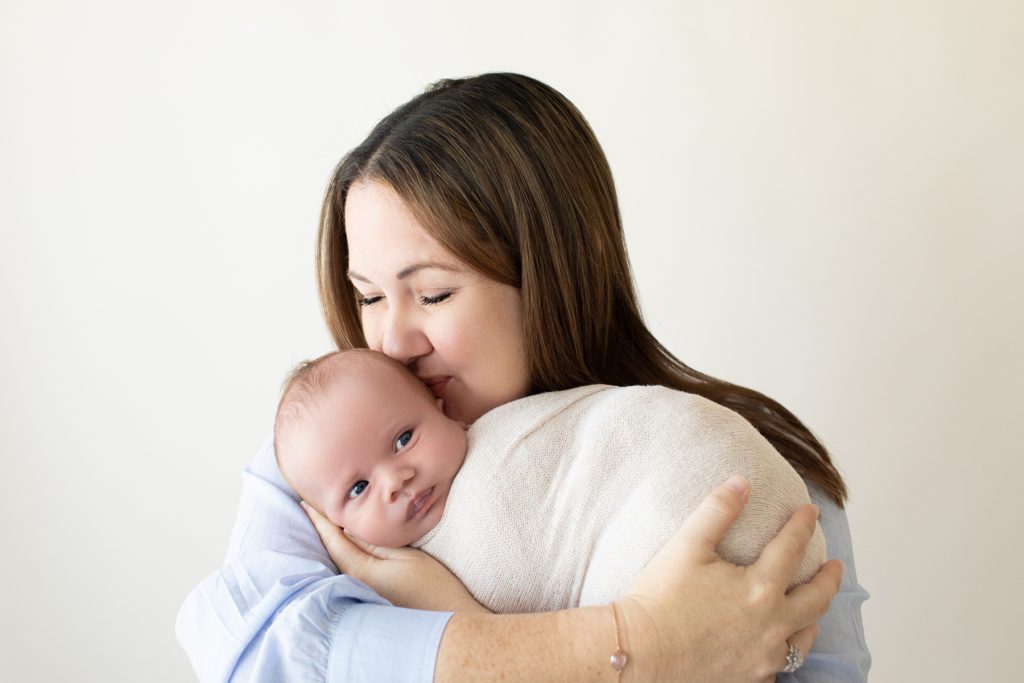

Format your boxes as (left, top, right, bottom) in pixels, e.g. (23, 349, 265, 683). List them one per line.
(435, 604, 663, 683)
(558, 606, 637, 682)
(611, 597, 663, 682)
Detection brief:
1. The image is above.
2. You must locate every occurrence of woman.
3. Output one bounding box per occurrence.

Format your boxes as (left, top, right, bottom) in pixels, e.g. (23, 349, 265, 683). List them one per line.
(177, 73, 869, 681)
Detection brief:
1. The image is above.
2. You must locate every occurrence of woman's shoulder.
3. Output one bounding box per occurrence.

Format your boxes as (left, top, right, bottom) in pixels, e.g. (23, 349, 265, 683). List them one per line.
(597, 384, 755, 432)
(468, 384, 611, 443)
(469, 383, 760, 449)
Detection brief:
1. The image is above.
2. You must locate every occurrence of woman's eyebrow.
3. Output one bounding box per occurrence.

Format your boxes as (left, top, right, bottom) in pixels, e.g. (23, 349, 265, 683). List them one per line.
(348, 262, 463, 283)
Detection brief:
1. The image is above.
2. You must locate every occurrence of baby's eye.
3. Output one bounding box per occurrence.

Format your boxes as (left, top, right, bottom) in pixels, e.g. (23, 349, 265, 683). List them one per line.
(348, 480, 369, 499)
(395, 430, 413, 450)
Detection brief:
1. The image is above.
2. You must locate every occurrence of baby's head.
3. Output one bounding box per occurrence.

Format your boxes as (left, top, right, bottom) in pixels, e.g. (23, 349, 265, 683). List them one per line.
(274, 349, 468, 547)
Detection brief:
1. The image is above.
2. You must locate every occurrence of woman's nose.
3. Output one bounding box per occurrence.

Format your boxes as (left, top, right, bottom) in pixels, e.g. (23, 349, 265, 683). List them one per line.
(378, 309, 432, 365)
(379, 462, 416, 504)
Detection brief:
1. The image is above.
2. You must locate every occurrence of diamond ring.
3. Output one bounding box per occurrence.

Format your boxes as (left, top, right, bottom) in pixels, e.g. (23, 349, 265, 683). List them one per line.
(782, 642, 805, 673)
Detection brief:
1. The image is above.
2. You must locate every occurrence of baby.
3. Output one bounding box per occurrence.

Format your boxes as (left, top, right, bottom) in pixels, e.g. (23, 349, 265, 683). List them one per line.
(274, 348, 468, 548)
(274, 348, 826, 613)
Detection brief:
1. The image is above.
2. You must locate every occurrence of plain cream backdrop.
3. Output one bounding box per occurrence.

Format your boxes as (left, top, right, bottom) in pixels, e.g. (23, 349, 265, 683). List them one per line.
(2, 1, 1021, 681)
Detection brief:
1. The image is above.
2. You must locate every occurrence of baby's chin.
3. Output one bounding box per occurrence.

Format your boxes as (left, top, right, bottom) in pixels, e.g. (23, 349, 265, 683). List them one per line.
(410, 484, 450, 544)
(362, 502, 449, 548)
(346, 527, 425, 549)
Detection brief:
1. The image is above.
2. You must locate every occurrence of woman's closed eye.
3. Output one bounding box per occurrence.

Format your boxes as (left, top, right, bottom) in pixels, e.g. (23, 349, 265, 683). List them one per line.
(395, 429, 413, 450)
(347, 480, 369, 499)
(419, 290, 452, 305)
(357, 290, 452, 307)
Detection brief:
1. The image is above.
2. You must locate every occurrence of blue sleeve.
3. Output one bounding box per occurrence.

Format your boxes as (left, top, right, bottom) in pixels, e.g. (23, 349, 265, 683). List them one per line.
(176, 435, 454, 683)
(778, 482, 872, 682)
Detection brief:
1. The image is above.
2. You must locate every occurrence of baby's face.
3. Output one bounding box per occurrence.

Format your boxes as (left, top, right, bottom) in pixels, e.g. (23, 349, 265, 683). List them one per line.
(286, 357, 468, 547)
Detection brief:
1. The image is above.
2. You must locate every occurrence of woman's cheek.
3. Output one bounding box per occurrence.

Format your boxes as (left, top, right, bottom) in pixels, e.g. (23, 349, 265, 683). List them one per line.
(420, 312, 462, 361)
(360, 313, 383, 351)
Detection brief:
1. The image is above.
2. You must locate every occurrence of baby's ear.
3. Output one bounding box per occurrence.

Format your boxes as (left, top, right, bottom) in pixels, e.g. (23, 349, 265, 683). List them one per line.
(437, 398, 468, 430)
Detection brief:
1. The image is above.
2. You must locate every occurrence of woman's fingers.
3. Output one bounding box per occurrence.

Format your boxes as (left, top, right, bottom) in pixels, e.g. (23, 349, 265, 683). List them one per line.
(779, 622, 820, 674)
(341, 531, 385, 559)
(791, 622, 820, 655)
(676, 475, 750, 563)
(782, 559, 845, 631)
(754, 503, 820, 588)
(619, 476, 748, 605)
(621, 477, 845, 681)
(300, 501, 371, 573)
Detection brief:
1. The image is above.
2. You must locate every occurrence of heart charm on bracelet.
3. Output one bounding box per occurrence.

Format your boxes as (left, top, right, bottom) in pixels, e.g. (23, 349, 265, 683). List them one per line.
(610, 649, 628, 671)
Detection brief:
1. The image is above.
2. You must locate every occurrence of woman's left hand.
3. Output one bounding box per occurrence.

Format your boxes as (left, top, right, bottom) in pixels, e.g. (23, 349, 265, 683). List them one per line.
(301, 501, 490, 614)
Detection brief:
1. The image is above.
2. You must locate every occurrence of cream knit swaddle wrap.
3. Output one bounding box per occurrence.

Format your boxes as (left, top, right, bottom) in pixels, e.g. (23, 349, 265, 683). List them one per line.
(411, 384, 826, 614)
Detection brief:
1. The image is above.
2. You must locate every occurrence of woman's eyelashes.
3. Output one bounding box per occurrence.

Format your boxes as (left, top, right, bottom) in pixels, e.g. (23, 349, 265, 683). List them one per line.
(419, 290, 452, 305)
(348, 480, 369, 499)
(356, 290, 454, 307)
(395, 429, 413, 450)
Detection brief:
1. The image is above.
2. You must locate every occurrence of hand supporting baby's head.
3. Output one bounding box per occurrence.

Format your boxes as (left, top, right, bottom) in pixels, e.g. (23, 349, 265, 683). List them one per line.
(274, 349, 468, 547)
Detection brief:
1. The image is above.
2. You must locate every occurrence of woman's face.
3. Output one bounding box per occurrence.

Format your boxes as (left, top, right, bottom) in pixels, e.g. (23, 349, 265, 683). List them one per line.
(344, 180, 531, 424)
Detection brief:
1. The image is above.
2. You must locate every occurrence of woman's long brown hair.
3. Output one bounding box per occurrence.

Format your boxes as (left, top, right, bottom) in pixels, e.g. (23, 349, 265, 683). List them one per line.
(316, 73, 848, 506)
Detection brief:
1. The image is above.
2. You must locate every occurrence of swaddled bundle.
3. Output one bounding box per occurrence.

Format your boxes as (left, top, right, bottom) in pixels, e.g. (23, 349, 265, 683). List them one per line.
(412, 384, 826, 614)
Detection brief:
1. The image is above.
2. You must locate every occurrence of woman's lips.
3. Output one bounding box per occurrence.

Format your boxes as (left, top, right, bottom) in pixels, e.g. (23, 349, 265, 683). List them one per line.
(407, 486, 435, 521)
(421, 376, 450, 398)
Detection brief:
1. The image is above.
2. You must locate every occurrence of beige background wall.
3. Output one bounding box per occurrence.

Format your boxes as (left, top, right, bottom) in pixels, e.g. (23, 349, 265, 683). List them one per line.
(2, 1, 1021, 681)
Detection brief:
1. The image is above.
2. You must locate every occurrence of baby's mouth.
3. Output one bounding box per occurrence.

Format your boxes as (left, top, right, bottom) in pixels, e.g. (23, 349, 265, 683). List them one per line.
(407, 487, 434, 521)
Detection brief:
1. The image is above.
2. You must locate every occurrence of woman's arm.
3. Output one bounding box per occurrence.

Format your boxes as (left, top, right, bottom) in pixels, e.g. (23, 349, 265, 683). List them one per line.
(650, 393, 870, 682)
(316, 475, 844, 682)
(178, 434, 842, 681)
(176, 435, 453, 682)
(653, 391, 869, 682)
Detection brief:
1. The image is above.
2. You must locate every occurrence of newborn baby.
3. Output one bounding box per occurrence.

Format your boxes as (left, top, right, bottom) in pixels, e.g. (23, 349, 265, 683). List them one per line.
(274, 348, 826, 613)
(275, 348, 468, 548)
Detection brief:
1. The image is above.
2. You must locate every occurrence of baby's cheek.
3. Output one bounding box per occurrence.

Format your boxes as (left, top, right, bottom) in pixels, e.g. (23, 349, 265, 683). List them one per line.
(327, 510, 346, 529)
(315, 497, 347, 531)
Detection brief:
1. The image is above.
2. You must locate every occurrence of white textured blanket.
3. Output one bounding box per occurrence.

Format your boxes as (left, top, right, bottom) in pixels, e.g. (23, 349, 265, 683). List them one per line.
(411, 384, 826, 614)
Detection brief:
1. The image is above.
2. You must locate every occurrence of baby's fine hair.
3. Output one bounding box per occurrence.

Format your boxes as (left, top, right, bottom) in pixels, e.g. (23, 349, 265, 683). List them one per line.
(273, 349, 430, 471)
(273, 348, 383, 469)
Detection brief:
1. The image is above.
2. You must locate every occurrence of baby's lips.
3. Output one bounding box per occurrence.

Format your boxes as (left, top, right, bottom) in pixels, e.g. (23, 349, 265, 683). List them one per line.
(406, 486, 434, 521)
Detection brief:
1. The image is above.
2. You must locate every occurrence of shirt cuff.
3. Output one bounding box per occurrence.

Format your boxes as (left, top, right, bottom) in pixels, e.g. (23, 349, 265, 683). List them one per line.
(329, 603, 453, 683)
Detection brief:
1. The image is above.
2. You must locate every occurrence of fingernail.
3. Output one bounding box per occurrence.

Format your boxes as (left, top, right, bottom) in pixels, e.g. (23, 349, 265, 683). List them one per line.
(724, 475, 748, 495)
(299, 500, 309, 511)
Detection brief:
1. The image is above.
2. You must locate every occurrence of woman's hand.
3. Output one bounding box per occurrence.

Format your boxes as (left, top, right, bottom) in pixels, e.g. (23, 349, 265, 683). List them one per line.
(301, 501, 490, 614)
(619, 475, 843, 682)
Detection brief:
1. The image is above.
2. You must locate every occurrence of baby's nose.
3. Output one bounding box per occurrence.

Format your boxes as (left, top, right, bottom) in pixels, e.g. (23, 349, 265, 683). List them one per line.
(381, 464, 415, 503)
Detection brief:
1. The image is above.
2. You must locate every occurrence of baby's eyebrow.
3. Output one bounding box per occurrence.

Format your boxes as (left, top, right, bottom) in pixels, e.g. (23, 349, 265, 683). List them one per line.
(348, 262, 463, 283)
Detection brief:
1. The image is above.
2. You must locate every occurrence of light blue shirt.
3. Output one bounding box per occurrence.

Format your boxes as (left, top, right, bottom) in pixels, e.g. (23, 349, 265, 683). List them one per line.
(177, 434, 870, 682)
(785, 482, 872, 682)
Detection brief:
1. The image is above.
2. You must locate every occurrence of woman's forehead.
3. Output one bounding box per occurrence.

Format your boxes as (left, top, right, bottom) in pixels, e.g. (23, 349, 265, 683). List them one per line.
(346, 186, 467, 276)
(346, 183, 436, 248)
